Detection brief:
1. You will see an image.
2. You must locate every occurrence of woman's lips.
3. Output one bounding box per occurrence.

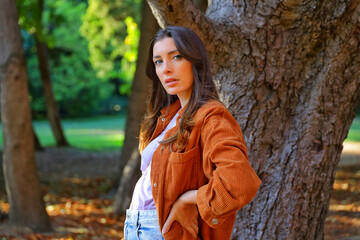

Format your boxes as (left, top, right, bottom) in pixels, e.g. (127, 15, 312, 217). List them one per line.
(165, 78, 178, 86)
(165, 78, 177, 84)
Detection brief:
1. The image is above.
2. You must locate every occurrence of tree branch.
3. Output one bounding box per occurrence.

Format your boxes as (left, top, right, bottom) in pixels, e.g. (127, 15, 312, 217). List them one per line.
(146, 0, 218, 47)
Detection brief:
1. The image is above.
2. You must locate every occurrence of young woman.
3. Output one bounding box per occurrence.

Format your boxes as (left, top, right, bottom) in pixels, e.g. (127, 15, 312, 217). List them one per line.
(123, 26, 262, 240)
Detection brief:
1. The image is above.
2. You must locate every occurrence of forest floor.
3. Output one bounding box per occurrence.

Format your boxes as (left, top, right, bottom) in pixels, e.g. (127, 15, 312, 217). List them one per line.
(0, 143, 359, 239)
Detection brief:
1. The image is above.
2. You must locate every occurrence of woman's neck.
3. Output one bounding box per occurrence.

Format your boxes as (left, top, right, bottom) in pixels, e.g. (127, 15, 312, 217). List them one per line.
(177, 93, 191, 108)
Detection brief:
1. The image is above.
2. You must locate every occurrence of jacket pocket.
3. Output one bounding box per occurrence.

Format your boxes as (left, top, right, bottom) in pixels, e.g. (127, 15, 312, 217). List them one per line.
(164, 146, 200, 200)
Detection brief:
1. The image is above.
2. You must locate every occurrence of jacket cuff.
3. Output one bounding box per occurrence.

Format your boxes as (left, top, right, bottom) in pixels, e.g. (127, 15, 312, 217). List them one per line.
(196, 185, 226, 228)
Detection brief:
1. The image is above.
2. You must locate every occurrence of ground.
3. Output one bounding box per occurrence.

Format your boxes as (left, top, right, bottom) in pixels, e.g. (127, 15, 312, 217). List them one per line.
(0, 143, 359, 239)
(324, 142, 360, 240)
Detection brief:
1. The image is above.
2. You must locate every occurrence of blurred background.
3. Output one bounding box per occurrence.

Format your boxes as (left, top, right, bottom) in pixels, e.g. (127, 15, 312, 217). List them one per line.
(0, 0, 142, 151)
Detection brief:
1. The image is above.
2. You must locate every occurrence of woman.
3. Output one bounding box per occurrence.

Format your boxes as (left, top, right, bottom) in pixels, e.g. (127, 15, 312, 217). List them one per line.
(123, 26, 261, 240)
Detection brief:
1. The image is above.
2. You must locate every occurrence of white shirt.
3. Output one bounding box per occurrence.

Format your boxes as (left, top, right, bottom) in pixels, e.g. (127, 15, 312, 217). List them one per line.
(129, 111, 180, 210)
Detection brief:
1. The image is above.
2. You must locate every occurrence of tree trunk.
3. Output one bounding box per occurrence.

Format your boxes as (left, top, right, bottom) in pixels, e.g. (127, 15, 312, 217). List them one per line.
(146, 0, 360, 239)
(0, 0, 52, 232)
(113, 0, 159, 215)
(193, 0, 207, 12)
(35, 0, 69, 147)
(0, 153, 5, 195)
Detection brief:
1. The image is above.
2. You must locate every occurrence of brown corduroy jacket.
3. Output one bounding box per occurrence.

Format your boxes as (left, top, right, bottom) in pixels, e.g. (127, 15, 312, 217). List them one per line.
(149, 99, 261, 240)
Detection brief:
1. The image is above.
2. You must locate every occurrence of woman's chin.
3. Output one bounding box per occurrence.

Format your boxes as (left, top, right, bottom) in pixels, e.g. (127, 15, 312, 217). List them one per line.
(165, 90, 179, 96)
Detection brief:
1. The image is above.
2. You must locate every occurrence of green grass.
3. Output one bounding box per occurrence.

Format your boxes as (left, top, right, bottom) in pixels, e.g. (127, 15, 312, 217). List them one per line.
(345, 115, 360, 142)
(0, 114, 126, 151)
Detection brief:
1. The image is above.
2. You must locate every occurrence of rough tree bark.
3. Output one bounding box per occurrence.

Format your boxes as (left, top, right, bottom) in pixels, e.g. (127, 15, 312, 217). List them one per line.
(35, 0, 69, 146)
(0, 0, 52, 232)
(113, 0, 159, 215)
(145, 0, 360, 239)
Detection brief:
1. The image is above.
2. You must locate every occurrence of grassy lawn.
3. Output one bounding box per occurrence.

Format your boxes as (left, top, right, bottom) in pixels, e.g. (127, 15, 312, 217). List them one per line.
(0, 114, 126, 151)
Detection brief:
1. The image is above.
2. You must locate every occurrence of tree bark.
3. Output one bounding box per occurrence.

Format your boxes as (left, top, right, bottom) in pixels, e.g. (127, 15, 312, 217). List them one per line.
(35, 0, 69, 147)
(0, 0, 52, 232)
(113, 0, 159, 215)
(146, 0, 360, 239)
(193, 0, 208, 12)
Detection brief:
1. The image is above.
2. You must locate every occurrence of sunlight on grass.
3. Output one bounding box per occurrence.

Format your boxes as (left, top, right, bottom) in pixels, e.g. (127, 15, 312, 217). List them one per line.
(0, 114, 126, 151)
(68, 134, 125, 151)
(345, 116, 360, 142)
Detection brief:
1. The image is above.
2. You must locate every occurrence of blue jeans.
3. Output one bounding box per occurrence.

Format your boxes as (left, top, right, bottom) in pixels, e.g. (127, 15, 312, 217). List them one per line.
(124, 209, 165, 240)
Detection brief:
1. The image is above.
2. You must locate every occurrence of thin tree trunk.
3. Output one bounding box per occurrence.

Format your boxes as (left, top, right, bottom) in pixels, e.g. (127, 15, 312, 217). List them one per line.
(33, 126, 44, 151)
(0, 0, 52, 232)
(113, 0, 159, 215)
(146, 0, 360, 239)
(35, 0, 69, 147)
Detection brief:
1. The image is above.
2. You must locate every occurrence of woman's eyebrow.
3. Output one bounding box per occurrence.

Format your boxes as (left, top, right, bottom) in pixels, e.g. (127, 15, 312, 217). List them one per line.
(153, 49, 179, 59)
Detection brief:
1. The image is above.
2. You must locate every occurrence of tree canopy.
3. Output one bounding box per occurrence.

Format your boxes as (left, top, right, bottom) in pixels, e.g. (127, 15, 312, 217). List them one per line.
(17, 0, 141, 118)
(80, 0, 141, 95)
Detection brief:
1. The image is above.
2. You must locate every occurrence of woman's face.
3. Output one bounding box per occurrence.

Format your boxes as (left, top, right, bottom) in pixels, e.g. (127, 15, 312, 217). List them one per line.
(153, 37, 194, 107)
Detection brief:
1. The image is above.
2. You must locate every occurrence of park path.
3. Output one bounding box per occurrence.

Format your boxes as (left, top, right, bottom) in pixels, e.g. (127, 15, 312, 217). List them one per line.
(339, 142, 360, 167)
(35, 147, 121, 180)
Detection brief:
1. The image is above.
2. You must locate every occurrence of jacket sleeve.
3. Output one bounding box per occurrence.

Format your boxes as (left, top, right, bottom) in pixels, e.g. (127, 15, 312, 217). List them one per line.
(196, 108, 262, 228)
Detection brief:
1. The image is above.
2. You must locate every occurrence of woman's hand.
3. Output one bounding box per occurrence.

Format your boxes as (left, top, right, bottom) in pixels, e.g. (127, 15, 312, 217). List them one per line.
(162, 190, 199, 238)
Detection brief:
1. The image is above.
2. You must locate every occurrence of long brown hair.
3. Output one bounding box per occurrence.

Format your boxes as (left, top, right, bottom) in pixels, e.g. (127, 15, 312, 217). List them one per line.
(140, 26, 219, 152)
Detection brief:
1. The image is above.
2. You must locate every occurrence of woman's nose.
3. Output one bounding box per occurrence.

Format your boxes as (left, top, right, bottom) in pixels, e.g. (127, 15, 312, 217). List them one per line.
(163, 60, 173, 74)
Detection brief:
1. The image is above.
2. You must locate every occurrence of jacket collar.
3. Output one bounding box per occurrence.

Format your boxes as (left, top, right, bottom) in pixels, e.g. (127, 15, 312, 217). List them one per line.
(147, 99, 183, 143)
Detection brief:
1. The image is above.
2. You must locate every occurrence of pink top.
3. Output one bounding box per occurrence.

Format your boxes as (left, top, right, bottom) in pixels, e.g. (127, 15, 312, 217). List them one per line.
(129, 111, 180, 210)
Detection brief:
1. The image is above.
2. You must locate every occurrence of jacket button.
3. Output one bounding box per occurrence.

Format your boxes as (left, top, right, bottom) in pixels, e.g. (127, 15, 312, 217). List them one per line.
(161, 118, 165, 121)
(153, 183, 157, 188)
(212, 218, 218, 225)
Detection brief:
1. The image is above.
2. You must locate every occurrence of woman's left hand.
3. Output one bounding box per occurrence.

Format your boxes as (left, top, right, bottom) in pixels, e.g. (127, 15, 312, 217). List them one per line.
(162, 190, 199, 238)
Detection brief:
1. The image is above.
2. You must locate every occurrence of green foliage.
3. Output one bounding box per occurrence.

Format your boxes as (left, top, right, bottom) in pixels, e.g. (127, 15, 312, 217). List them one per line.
(17, 0, 53, 44)
(80, 0, 141, 95)
(17, 0, 41, 34)
(47, 1, 113, 116)
(18, 0, 115, 118)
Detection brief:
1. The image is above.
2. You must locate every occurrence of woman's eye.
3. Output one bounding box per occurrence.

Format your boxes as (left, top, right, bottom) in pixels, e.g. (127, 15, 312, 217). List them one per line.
(173, 55, 182, 60)
(154, 59, 163, 65)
